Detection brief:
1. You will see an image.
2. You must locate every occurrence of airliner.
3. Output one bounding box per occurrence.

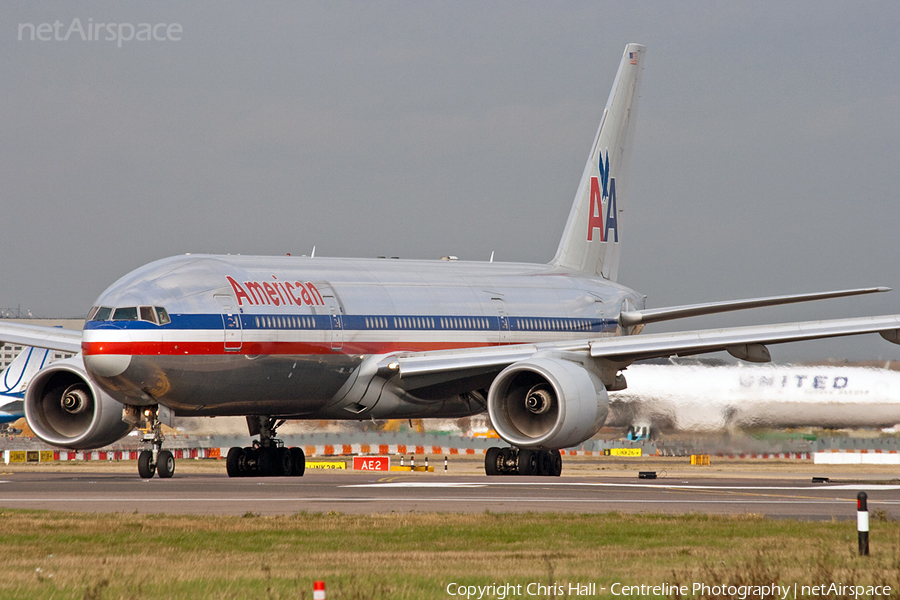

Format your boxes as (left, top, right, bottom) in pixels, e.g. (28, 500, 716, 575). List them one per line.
(610, 360, 900, 437)
(2, 43, 900, 479)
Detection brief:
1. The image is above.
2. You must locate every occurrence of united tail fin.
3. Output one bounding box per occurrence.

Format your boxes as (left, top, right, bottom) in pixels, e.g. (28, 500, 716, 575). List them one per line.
(0, 346, 52, 424)
(551, 43, 645, 281)
(1, 346, 51, 395)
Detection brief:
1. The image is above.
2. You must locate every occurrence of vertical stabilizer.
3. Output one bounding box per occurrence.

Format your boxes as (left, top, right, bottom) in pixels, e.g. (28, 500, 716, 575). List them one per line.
(1, 346, 51, 397)
(551, 44, 645, 281)
(0, 346, 51, 423)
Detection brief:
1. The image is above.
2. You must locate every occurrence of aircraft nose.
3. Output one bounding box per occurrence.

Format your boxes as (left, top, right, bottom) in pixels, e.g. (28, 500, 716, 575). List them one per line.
(84, 354, 132, 378)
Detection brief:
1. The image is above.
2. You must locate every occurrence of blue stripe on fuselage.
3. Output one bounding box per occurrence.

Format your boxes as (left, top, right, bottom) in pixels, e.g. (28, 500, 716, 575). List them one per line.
(84, 314, 619, 334)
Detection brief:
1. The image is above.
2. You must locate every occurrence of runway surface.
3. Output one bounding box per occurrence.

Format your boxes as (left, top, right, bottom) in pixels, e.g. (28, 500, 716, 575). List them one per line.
(2, 469, 899, 519)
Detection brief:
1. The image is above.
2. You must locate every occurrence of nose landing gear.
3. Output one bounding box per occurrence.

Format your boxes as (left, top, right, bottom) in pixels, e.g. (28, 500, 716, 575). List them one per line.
(133, 406, 174, 479)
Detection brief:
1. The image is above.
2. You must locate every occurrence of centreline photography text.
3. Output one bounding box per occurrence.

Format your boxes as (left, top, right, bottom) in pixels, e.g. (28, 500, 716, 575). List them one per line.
(444, 581, 894, 599)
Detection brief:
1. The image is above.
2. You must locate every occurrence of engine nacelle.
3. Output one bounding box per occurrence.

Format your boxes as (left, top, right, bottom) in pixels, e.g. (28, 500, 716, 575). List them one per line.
(487, 356, 609, 449)
(24, 356, 133, 449)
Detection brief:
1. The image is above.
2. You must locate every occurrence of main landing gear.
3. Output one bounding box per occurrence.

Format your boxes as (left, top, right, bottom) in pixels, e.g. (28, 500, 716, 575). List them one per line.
(225, 416, 306, 478)
(484, 447, 562, 476)
(136, 407, 174, 479)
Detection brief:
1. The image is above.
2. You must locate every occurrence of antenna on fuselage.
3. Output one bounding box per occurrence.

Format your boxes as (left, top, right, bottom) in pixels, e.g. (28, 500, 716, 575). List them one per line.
(489, 251, 494, 263)
(311, 246, 316, 258)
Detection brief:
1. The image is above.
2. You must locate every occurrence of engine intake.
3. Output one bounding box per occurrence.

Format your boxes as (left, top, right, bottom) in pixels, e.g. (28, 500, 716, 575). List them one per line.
(24, 356, 133, 449)
(487, 356, 608, 449)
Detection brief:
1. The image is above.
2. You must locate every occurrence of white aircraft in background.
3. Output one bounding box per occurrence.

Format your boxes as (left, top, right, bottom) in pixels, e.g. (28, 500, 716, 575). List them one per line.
(609, 360, 900, 439)
(2, 43, 900, 480)
(0, 346, 52, 427)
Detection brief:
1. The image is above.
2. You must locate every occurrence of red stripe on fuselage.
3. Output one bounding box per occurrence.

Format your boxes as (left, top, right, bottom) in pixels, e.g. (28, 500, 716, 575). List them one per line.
(82, 340, 498, 356)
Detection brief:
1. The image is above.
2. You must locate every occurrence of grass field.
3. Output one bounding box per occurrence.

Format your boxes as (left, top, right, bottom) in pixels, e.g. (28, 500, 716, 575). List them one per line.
(2, 509, 900, 599)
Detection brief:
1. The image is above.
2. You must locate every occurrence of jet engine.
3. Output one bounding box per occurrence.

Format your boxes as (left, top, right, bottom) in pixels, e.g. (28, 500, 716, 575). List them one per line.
(487, 355, 608, 449)
(24, 356, 133, 449)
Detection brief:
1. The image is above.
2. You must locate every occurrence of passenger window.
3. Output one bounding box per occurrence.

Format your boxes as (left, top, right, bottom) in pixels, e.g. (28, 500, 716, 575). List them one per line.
(112, 307, 138, 321)
(93, 307, 113, 321)
(140, 307, 158, 324)
(155, 307, 171, 325)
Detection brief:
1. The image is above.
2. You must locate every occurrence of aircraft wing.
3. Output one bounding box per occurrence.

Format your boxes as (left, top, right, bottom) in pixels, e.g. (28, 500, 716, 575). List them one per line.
(393, 314, 900, 387)
(0, 322, 82, 354)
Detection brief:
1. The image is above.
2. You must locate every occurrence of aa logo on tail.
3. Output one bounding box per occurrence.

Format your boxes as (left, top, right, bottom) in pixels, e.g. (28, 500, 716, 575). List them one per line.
(587, 151, 618, 243)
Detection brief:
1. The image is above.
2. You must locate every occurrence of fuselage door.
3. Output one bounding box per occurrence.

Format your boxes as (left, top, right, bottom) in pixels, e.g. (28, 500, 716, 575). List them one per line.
(322, 294, 344, 351)
(214, 294, 243, 352)
(491, 298, 510, 345)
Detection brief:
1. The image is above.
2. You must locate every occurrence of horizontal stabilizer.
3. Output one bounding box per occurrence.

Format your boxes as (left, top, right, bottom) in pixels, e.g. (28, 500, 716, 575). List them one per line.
(592, 313, 900, 362)
(619, 287, 891, 328)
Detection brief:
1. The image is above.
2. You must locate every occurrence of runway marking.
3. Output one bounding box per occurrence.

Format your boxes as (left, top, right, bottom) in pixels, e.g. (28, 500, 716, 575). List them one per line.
(344, 482, 487, 488)
(0, 497, 870, 505)
(659, 485, 855, 505)
(342, 481, 900, 491)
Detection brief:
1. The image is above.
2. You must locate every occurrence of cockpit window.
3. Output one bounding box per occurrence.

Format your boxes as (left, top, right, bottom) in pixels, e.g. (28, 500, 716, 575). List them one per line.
(112, 307, 139, 321)
(91, 305, 169, 324)
(155, 307, 171, 325)
(92, 307, 113, 321)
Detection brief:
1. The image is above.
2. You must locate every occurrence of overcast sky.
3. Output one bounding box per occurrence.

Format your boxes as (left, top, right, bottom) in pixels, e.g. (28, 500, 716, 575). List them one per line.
(2, 1, 898, 361)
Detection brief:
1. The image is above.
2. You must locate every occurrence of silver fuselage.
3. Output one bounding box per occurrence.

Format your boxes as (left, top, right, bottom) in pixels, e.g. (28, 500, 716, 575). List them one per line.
(82, 255, 643, 419)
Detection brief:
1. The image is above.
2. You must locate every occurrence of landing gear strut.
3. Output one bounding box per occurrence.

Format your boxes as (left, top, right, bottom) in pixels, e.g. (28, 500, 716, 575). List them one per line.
(225, 416, 306, 478)
(484, 447, 562, 476)
(136, 406, 174, 479)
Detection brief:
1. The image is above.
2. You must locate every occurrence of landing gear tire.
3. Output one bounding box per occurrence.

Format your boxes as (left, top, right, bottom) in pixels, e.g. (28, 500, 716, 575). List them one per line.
(226, 447, 244, 478)
(276, 447, 293, 476)
(138, 450, 154, 479)
(536, 451, 552, 476)
(258, 446, 277, 477)
(289, 447, 306, 477)
(518, 449, 537, 476)
(157, 450, 175, 478)
(485, 447, 502, 476)
(549, 450, 562, 477)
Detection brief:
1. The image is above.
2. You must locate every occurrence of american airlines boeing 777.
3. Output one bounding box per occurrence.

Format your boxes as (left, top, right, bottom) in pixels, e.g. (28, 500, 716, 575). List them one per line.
(3, 44, 900, 478)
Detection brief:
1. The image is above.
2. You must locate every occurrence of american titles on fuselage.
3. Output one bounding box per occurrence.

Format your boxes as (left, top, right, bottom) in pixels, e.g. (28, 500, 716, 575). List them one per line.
(226, 276, 324, 308)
